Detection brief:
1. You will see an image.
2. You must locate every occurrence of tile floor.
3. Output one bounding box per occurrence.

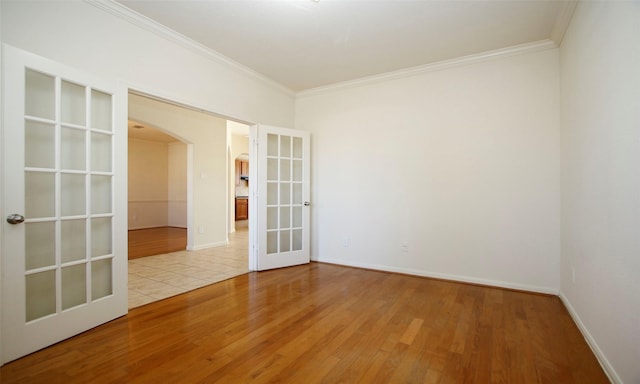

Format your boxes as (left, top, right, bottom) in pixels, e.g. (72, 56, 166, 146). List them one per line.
(128, 226, 248, 308)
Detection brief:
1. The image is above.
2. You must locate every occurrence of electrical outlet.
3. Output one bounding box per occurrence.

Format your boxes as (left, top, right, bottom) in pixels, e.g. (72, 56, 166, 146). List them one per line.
(342, 237, 349, 247)
(199, 226, 205, 234)
(400, 244, 409, 253)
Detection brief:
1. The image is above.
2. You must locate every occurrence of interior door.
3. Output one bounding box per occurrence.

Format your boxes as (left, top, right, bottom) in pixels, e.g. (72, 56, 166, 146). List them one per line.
(249, 125, 310, 271)
(1, 45, 128, 364)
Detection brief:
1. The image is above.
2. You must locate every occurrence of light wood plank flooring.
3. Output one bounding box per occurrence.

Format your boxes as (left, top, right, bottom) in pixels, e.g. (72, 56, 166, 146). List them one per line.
(1, 263, 608, 383)
(128, 227, 248, 308)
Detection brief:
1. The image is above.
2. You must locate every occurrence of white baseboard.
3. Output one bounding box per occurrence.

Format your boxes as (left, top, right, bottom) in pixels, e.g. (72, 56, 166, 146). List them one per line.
(311, 256, 558, 295)
(187, 239, 228, 251)
(559, 293, 621, 384)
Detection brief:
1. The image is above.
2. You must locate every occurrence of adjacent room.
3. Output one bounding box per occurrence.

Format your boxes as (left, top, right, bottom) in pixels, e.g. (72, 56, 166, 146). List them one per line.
(0, 1, 638, 383)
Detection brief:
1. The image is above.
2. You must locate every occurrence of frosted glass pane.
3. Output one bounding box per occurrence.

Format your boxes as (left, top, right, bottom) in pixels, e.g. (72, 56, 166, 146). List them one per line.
(280, 136, 291, 157)
(267, 134, 278, 157)
(292, 206, 302, 228)
(280, 230, 291, 253)
(293, 137, 303, 159)
(25, 121, 55, 168)
(292, 160, 302, 182)
(91, 217, 111, 257)
(280, 183, 291, 205)
(61, 127, 86, 170)
(267, 207, 278, 230)
(91, 133, 111, 172)
(280, 159, 290, 181)
(61, 80, 86, 125)
(267, 182, 278, 205)
(61, 219, 86, 263)
(25, 172, 54, 218)
(91, 175, 111, 214)
(25, 69, 55, 120)
(280, 207, 290, 229)
(25, 221, 55, 270)
(293, 183, 302, 205)
(92, 258, 112, 300)
(292, 229, 302, 251)
(267, 158, 278, 180)
(91, 90, 112, 131)
(267, 231, 277, 254)
(61, 174, 86, 216)
(62, 264, 86, 310)
(26, 270, 56, 322)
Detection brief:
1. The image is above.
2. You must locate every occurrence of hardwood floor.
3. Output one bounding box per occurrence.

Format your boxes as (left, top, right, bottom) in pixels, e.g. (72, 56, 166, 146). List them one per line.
(128, 227, 187, 259)
(0, 263, 608, 383)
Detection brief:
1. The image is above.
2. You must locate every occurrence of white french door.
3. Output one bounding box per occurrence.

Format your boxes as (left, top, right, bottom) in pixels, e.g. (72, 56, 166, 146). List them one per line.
(1, 45, 127, 364)
(249, 125, 310, 271)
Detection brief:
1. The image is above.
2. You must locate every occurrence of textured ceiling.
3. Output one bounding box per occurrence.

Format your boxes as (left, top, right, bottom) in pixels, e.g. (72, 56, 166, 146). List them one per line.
(117, 0, 575, 92)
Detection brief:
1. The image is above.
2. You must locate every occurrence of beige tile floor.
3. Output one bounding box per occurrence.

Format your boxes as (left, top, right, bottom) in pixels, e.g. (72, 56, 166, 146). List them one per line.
(128, 226, 249, 308)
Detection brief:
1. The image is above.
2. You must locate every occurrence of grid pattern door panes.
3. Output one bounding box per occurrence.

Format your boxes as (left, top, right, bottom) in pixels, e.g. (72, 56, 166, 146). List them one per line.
(266, 133, 304, 255)
(24, 69, 114, 321)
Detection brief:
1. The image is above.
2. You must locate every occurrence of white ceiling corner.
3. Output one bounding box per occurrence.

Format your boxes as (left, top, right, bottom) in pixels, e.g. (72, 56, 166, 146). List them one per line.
(109, 0, 576, 94)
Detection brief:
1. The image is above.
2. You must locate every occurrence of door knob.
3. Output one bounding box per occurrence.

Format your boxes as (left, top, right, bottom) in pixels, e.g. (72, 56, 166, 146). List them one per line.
(304, 201, 311, 207)
(6, 214, 25, 224)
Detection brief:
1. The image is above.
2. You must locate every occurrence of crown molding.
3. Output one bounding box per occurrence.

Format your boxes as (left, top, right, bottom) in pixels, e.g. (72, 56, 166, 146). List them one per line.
(85, 0, 295, 97)
(551, 1, 578, 45)
(296, 39, 558, 98)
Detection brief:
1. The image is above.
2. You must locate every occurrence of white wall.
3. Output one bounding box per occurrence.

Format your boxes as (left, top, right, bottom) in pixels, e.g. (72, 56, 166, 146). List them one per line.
(168, 142, 188, 228)
(0, 1, 294, 127)
(129, 94, 227, 250)
(128, 138, 169, 229)
(560, 2, 640, 383)
(296, 48, 561, 293)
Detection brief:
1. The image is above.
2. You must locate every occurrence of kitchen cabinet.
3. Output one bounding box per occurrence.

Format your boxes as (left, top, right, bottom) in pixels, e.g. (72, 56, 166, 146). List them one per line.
(235, 160, 249, 185)
(235, 198, 248, 220)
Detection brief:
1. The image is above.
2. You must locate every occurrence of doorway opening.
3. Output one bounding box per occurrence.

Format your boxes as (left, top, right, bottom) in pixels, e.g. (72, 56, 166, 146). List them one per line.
(127, 92, 251, 308)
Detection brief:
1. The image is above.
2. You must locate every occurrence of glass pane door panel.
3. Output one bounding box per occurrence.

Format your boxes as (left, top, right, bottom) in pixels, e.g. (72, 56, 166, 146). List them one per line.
(25, 222, 55, 270)
(280, 183, 290, 205)
(280, 207, 290, 229)
(267, 207, 278, 230)
(267, 134, 278, 156)
(26, 270, 56, 322)
(61, 173, 86, 216)
(91, 90, 112, 131)
(61, 80, 86, 125)
(25, 69, 55, 120)
(267, 182, 278, 205)
(92, 259, 113, 300)
(292, 137, 303, 159)
(61, 219, 86, 263)
(91, 175, 111, 214)
(292, 206, 302, 228)
(280, 230, 291, 252)
(91, 133, 111, 172)
(292, 160, 302, 182)
(25, 172, 55, 218)
(267, 232, 277, 254)
(91, 217, 112, 257)
(292, 229, 303, 251)
(280, 136, 291, 157)
(280, 159, 290, 181)
(292, 184, 302, 205)
(61, 127, 86, 170)
(61, 264, 87, 310)
(25, 121, 55, 168)
(267, 158, 278, 180)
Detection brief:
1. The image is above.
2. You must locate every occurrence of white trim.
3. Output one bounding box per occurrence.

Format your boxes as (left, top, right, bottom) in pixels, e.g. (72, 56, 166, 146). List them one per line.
(312, 257, 559, 295)
(559, 293, 622, 384)
(551, 1, 578, 45)
(85, 0, 295, 97)
(186, 240, 228, 251)
(297, 39, 558, 98)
